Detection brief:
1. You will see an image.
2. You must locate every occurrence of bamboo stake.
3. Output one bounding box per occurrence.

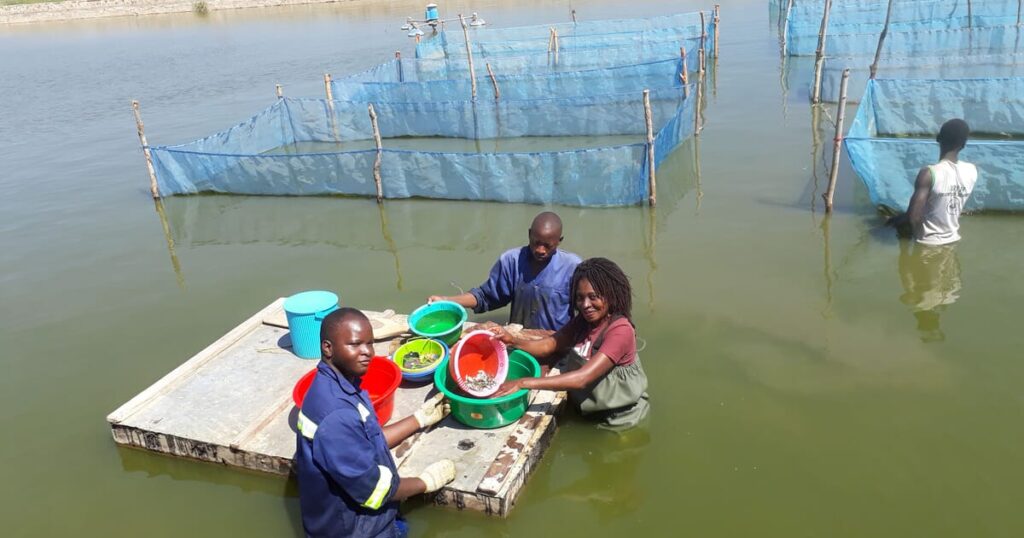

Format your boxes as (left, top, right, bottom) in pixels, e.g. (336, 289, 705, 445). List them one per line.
(699, 46, 706, 81)
(967, 0, 973, 29)
(459, 14, 478, 101)
(324, 73, 339, 142)
(485, 62, 501, 100)
(823, 68, 850, 213)
(680, 46, 690, 99)
(571, 9, 577, 24)
(643, 89, 657, 207)
(275, 84, 283, 99)
(713, 4, 720, 58)
(548, 27, 555, 53)
(811, 0, 833, 103)
(869, 0, 895, 79)
(553, 28, 560, 64)
(367, 104, 384, 203)
(1018, 0, 1022, 26)
(395, 51, 403, 83)
(699, 11, 707, 73)
(781, 0, 794, 48)
(131, 100, 160, 199)
(695, 54, 704, 135)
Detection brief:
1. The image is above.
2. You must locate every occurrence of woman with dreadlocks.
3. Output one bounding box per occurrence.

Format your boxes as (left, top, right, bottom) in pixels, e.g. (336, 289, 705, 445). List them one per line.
(490, 257, 649, 430)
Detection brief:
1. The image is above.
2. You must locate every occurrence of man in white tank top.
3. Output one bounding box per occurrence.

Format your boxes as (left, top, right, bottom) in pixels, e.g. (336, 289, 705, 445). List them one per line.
(889, 119, 978, 245)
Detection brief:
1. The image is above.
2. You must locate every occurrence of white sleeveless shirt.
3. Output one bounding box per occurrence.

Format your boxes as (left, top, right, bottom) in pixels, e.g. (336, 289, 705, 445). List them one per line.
(915, 159, 977, 246)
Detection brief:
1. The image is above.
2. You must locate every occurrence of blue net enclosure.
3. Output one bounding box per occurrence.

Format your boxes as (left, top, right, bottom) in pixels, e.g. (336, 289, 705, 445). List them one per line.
(819, 48, 1024, 102)
(784, 0, 1020, 56)
(347, 40, 700, 83)
(415, 11, 715, 59)
(149, 89, 698, 205)
(332, 43, 703, 103)
(145, 11, 712, 206)
(844, 77, 1024, 212)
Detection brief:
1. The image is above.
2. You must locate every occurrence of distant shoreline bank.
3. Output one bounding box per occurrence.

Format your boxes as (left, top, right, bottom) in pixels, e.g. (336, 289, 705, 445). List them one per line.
(0, 0, 355, 25)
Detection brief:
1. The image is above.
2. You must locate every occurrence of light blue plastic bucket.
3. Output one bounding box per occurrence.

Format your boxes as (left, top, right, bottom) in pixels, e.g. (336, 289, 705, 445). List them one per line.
(284, 291, 340, 359)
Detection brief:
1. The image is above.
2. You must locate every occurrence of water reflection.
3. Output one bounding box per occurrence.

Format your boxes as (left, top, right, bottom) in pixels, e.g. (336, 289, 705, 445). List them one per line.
(153, 137, 701, 307)
(154, 199, 185, 289)
(898, 240, 963, 343)
(536, 422, 651, 521)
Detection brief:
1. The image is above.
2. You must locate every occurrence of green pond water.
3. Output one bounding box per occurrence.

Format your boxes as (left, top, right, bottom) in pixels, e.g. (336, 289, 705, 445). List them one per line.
(2, 0, 1024, 536)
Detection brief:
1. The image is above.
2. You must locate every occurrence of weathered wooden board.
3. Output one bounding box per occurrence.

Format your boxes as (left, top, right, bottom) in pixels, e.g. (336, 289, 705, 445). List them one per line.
(107, 299, 564, 516)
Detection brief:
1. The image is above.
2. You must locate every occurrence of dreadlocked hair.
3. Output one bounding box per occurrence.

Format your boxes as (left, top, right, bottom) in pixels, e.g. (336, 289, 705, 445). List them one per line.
(568, 257, 633, 324)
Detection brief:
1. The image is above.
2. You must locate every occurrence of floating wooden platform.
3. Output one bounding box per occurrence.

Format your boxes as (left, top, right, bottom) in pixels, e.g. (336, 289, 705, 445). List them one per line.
(107, 298, 565, 517)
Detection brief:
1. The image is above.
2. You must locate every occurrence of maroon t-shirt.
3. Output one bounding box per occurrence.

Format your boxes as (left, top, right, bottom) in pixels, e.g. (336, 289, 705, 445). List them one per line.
(559, 316, 636, 366)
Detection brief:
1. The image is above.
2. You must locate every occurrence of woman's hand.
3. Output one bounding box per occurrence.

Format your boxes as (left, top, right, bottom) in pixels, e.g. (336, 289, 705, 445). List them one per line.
(489, 326, 516, 347)
(492, 379, 525, 398)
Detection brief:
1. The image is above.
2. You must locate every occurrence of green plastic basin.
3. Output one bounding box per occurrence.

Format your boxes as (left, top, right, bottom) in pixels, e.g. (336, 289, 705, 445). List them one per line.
(433, 349, 541, 429)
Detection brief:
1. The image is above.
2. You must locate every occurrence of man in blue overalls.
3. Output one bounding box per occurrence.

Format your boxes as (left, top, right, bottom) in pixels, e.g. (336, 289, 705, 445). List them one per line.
(296, 307, 455, 537)
(428, 211, 582, 332)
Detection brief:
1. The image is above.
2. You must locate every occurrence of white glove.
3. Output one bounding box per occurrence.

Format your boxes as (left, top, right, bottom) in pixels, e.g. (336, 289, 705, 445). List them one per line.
(418, 459, 456, 493)
(413, 393, 450, 428)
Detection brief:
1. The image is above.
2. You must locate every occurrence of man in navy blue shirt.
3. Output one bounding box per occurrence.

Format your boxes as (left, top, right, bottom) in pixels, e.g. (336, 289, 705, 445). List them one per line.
(296, 308, 455, 538)
(429, 211, 581, 332)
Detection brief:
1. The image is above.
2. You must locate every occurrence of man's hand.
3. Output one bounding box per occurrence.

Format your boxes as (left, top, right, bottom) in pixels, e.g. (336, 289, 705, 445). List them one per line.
(417, 460, 456, 493)
(413, 393, 450, 429)
(427, 295, 447, 304)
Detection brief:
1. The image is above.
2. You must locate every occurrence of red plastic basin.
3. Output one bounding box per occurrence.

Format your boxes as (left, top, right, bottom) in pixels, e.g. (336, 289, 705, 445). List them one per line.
(292, 356, 402, 425)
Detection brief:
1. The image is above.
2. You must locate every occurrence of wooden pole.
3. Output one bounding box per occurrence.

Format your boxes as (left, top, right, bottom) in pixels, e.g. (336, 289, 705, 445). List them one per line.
(680, 46, 690, 99)
(548, 27, 555, 53)
(713, 4, 720, 59)
(643, 89, 657, 207)
(368, 104, 384, 203)
(695, 53, 704, 135)
(553, 28, 560, 64)
(395, 51, 403, 83)
(275, 84, 283, 99)
(782, 0, 794, 47)
(699, 11, 707, 73)
(131, 100, 160, 199)
(1018, 0, 1022, 26)
(571, 8, 577, 24)
(698, 46, 706, 81)
(869, 0, 895, 79)
(811, 0, 833, 104)
(324, 73, 339, 142)
(485, 63, 501, 100)
(459, 14, 478, 101)
(823, 68, 850, 213)
(967, 0, 973, 29)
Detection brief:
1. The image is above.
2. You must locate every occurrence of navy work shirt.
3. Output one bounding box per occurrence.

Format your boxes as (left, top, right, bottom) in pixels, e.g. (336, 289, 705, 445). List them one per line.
(295, 361, 401, 538)
(470, 247, 581, 331)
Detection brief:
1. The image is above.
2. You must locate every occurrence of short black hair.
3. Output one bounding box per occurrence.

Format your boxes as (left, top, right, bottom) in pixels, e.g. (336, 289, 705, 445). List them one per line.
(320, 307, 369, 343)
(569, 257, 633, 323)
(937, 118, 970, 151)
(530, 211, 563, 236)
